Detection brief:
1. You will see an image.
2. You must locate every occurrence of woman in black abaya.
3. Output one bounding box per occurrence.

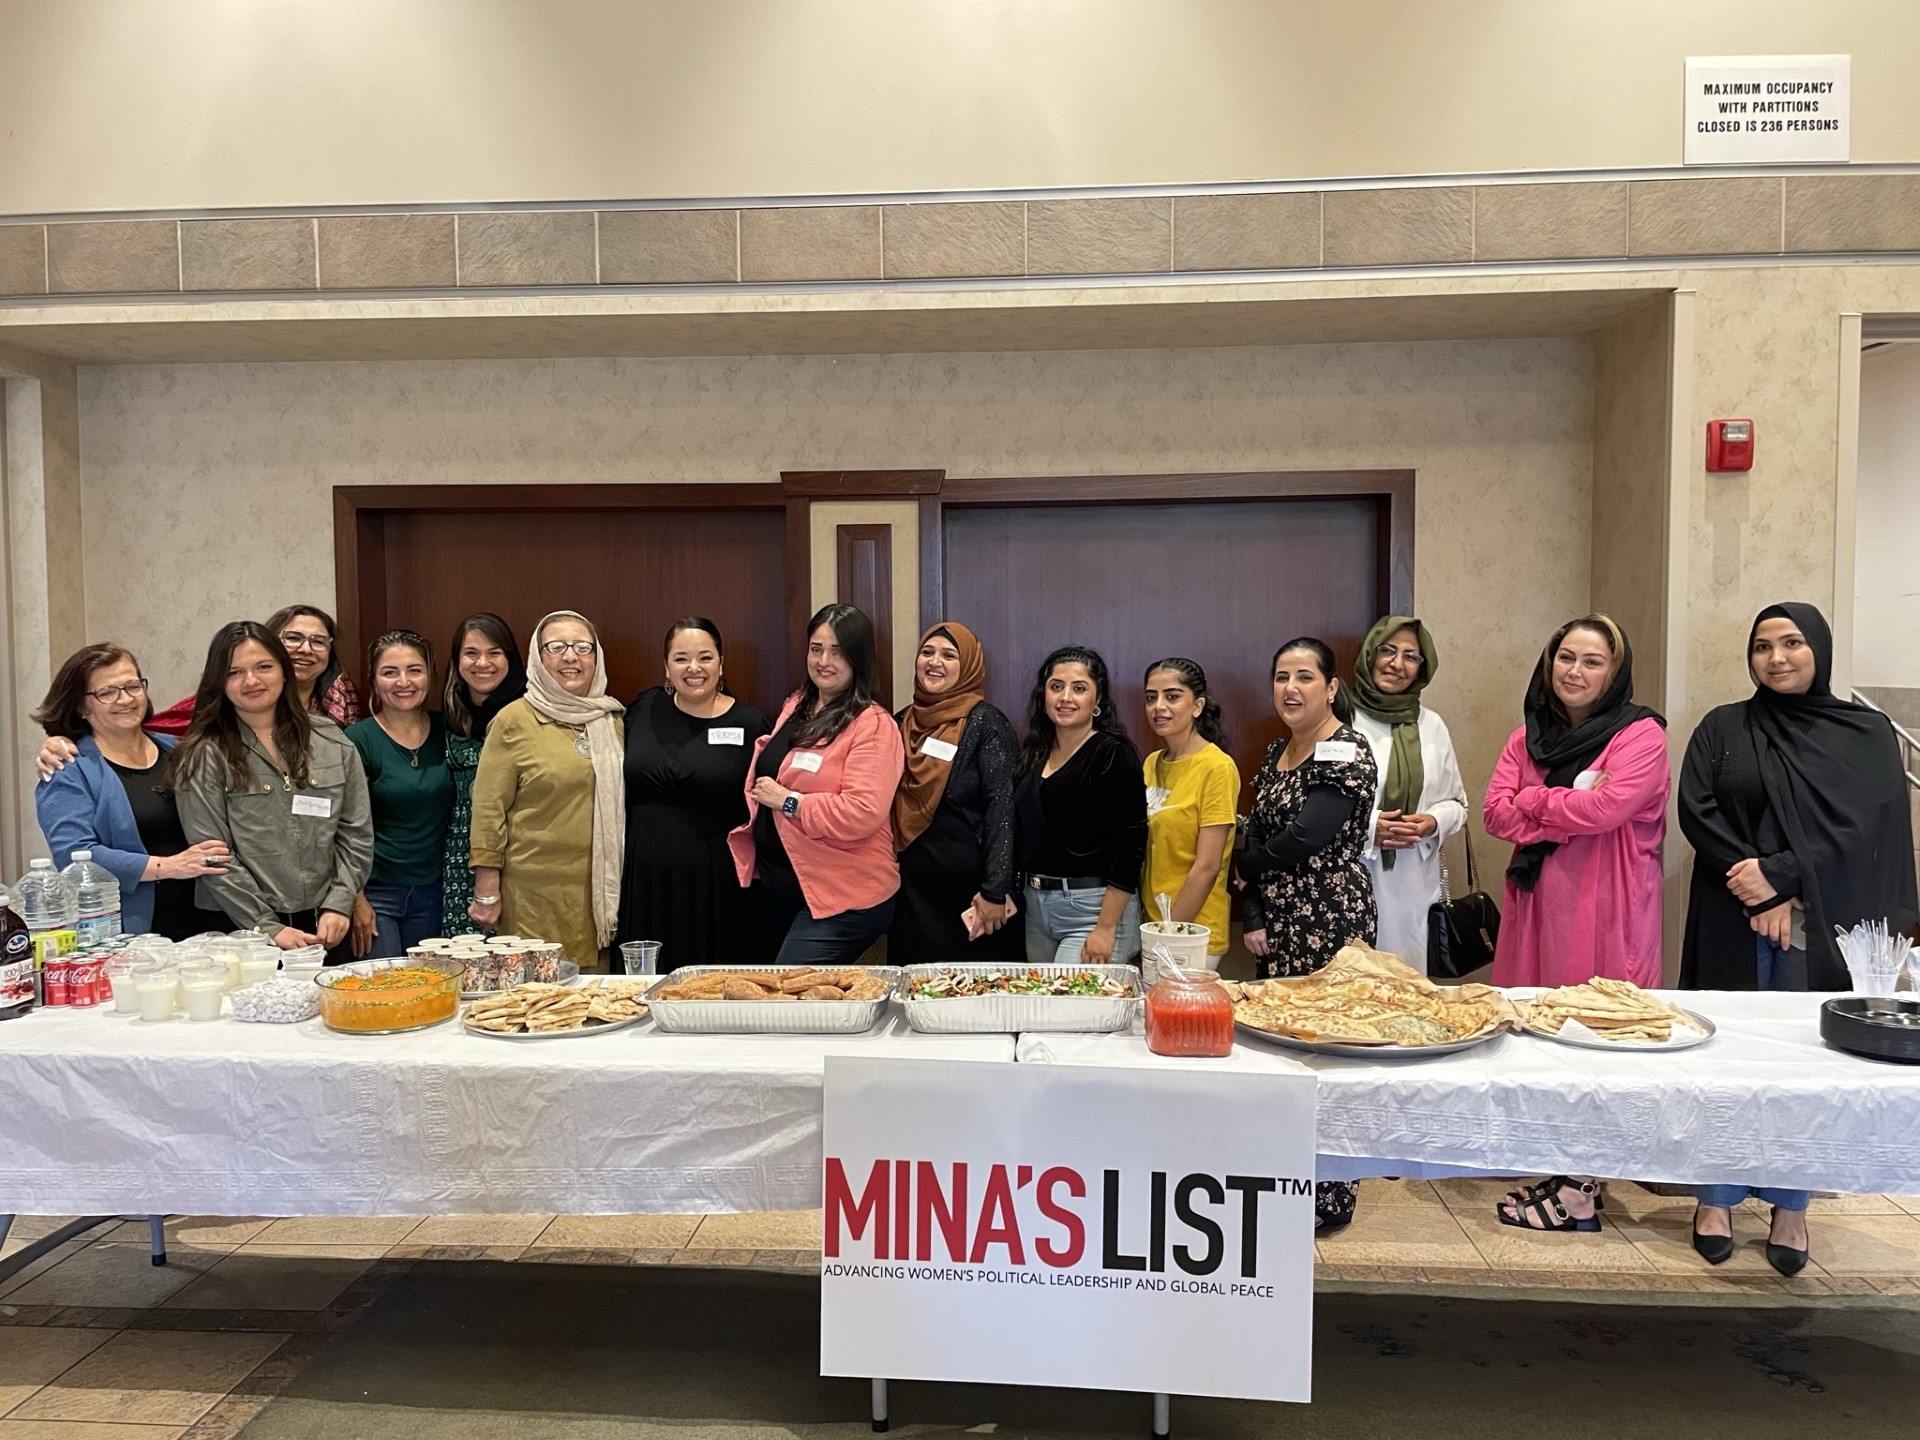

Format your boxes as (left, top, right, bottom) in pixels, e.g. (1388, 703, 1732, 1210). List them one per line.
(1677, 601, 1916, 1276)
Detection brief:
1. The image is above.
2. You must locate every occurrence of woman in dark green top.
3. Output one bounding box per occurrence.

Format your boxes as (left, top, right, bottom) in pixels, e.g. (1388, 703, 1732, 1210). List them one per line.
(347, 630, 455, 958)
(439, 613, 526, 936)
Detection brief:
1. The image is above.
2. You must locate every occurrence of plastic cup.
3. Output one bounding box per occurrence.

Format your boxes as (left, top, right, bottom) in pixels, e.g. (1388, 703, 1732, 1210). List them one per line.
(1139, 921, 1214, 985)
(181, 962, 226, 1021)
(239, 954, 278, 987)
(132, 962, 177, 1022)
(619, 940, 662, 976)
(104, 956, 142, 1014)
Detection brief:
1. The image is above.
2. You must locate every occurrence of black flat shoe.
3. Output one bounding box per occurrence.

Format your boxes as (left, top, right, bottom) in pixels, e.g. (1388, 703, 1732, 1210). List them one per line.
(1765, 1207, 1810, 1276)
(1765, 1242, 1810, 1277)
(1691, 1209, 1735, 1266)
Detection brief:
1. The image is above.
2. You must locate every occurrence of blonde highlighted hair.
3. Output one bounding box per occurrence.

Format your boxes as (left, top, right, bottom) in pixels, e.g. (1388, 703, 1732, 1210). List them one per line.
(1539, 613, 1628, 714)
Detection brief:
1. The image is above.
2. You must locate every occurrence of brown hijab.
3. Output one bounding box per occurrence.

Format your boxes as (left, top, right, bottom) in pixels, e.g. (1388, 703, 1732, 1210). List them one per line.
(892, 622, 988, 849)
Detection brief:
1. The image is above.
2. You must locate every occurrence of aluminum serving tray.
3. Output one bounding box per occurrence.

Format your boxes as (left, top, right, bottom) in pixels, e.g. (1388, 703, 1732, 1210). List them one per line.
(641, 965, 901, 1035)
(899, 963, 1140, 1034)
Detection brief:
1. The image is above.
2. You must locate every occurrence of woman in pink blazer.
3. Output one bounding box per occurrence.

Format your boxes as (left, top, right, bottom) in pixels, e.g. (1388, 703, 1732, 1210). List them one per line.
(1484, 613, 1669, 991)
(729, 604, 906, 965)
(1485, 613, 1668, 1235)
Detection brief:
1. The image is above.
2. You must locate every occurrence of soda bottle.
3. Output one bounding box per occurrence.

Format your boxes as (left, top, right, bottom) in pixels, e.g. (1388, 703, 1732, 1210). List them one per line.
(62, 850, 122, 947)
(0, 886, 31, 1018)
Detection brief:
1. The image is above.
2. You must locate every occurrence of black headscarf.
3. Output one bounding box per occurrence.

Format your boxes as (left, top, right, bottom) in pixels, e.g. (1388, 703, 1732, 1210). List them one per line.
(467, 667, 527, 737)
(1746, 602, 1917, 987)
(1507, 620, 1665, 892)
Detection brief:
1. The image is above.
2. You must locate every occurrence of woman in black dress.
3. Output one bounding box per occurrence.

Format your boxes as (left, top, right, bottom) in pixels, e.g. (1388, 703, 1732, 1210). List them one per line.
(1239, 635, 1379, 1232)
(1678, 602, 1916, 1275)
(616, 617, 772, 969)
(888, 623, 1021, 964)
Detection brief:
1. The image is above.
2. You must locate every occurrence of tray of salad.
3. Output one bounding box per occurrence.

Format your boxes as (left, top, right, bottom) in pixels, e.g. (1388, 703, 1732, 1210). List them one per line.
(898, 963, 1140, 1035)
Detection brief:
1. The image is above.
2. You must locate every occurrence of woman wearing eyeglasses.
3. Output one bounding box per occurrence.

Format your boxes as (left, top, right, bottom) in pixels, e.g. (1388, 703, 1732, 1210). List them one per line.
(32, 643, 233, 941)
(468, 611, 626, 969)
(33, 603, 365, 775)
(1350, 617, 1468, 972)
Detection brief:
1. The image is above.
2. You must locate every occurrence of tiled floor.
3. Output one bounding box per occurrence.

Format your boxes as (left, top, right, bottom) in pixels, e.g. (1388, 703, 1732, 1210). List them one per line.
(4, 1179, 1920, 1438)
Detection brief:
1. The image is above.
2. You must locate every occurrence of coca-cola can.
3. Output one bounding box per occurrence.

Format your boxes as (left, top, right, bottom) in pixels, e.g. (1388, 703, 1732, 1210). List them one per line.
(43, 957, 72, 1006)
(68, 959, 103, 1007)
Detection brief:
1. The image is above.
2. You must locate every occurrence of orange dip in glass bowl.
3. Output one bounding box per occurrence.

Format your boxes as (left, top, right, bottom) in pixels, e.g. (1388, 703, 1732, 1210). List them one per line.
(313, 957, 463, 1034)
(1144, 967, 1235, 1057)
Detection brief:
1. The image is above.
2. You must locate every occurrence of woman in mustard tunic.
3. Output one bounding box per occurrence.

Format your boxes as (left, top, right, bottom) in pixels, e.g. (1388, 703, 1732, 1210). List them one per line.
(468, 611, 625, 969)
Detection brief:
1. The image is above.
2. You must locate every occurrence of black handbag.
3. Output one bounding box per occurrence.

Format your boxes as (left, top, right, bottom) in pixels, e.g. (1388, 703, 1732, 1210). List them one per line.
(1427, 818, 1501, 981)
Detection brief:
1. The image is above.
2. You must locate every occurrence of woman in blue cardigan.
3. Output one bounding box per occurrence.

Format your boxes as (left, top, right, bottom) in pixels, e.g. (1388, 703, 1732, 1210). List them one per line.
(33, 644, 232, 940)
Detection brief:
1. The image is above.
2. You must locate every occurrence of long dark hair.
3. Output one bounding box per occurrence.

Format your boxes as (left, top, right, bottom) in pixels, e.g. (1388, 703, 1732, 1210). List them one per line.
(265, 604, 346, 712)
(366, 629, 436, 715)
(1017, 644, 1134, 779)
(1143, 656, 1228, 752)
(169, 622, 314, 792)
(443, 613, 524, 738)
(33, 643, 153, 741)
(664, 615, 733, 697)
(1271, 636, 1353, 726)
(791, 604, 881, 746)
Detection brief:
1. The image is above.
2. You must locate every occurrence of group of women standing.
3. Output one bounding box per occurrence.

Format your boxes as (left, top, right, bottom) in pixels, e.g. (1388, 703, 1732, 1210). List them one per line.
(29, 594, 1917, 1255)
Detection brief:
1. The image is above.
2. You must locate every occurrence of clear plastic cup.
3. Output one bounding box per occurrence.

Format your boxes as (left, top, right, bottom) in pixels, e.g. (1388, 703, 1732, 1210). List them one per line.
(180, 961, 226, 1021)
(132, 961, 178, 1022)
(104, 955, 143, 1014)
(619, 940, 661, 976)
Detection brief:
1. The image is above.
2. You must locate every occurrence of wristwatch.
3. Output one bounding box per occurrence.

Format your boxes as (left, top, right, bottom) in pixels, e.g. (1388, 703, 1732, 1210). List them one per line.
(781, 794, 800, 819)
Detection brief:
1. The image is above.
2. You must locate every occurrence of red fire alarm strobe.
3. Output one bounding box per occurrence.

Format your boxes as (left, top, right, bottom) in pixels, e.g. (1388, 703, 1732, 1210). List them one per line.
(1707, 418, 1755, 472)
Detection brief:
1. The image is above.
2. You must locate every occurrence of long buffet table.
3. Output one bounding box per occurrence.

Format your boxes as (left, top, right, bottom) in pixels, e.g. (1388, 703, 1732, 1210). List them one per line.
(1, 991, 1916, 1218)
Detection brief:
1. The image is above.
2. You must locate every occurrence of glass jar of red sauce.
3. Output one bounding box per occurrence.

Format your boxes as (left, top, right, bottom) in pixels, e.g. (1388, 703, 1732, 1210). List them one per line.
(1144, 968, 1235, 1057)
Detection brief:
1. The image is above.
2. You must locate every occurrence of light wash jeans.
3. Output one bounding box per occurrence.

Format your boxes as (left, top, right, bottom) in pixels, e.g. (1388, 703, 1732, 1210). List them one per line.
(1697, 1184, 1813, 1212)
(1023, 885, 1142, 966)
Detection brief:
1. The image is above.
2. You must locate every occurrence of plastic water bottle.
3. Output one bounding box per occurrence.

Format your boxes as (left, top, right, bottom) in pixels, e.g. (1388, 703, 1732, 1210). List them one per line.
(14, 858, 78, 937)
(62, 851, 122, 947)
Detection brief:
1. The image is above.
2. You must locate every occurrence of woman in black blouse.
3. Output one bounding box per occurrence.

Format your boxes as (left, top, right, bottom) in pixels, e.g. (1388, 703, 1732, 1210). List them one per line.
(616, 618, 772, 969)
(1013, 645, 1147, 966)
(1239, 636, 1379, 1234)
(889, 622, 1021, 964)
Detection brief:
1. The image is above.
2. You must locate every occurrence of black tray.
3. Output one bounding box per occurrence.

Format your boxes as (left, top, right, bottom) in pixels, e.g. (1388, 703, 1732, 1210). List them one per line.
(1820, 996, 1920, 1064)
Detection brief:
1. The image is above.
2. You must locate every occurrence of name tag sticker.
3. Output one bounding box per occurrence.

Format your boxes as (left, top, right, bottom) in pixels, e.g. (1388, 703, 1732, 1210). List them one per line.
(291, 794, 332, 818)
(786, 751, 824, 774)
(1314, 740, 1359, 764)
(921, 737, 959, 763)
(708, 727, 745, 746)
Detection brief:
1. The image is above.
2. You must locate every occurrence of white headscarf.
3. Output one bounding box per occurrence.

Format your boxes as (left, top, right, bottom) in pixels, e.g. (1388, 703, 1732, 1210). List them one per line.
(524, 611, 625, 948)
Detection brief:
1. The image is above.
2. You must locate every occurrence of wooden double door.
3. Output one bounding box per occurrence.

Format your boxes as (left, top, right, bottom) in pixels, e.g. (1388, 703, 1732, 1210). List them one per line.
(337, 472, 1409, 795)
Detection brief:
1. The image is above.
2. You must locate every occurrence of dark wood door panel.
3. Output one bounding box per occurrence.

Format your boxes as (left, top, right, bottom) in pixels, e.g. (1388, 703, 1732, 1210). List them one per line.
(941, 499, 1386, 794)
(376, 506, 793, 711)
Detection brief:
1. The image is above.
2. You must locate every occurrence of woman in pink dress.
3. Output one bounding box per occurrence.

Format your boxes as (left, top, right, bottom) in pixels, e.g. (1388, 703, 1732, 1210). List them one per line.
(1484, 614, 1669, 1233)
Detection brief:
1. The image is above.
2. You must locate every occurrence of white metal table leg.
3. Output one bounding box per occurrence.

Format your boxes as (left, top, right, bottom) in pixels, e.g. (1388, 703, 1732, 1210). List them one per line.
(1152, 1392, 1171, 1440)
(870, 1377, 888, 1432)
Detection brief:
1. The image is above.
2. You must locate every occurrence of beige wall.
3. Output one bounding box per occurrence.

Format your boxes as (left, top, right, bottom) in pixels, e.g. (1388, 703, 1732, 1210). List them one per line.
(4, 1, 1916, 214)
(75, 339, 1595, 822)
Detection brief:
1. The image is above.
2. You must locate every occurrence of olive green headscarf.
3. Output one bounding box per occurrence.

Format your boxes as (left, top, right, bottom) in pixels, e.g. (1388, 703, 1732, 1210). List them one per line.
(1351, 615, 1438, 869)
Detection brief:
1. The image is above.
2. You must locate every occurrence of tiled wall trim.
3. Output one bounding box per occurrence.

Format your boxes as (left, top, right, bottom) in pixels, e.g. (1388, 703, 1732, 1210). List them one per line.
(6, 174, 1920, 298)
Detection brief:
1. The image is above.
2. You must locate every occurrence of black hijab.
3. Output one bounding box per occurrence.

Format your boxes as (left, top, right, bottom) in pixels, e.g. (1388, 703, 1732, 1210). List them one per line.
(1507, 619, 1665, 892)
(1746, 602, 1917, 987)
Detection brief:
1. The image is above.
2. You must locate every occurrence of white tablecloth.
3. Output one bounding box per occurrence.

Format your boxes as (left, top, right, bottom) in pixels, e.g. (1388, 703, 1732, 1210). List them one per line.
(1018, 993, 1920, 1195)
(0, 1006, 1012, 1216)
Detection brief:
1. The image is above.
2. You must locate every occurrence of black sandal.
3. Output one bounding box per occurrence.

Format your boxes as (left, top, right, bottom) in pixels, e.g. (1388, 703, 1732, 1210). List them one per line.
(1496, 1178, 1602, 1232)
(1503, 1175, 1606, 1212)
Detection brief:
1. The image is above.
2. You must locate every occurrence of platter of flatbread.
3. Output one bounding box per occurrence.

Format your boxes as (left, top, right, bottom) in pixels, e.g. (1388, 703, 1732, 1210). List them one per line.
(1519, 977, 1714, 1050)
(1226, 945, 1518, 1058)
(462, 978, 650, 1039)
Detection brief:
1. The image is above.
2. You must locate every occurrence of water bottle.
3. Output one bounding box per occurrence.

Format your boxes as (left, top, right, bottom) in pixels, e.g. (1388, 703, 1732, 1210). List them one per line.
(62, 851, 122, 947)
(14, 858, 78, 937)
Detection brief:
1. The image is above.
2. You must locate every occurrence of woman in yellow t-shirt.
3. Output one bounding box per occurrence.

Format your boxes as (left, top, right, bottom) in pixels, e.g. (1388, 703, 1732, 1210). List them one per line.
(1141, 658, 1239, 960)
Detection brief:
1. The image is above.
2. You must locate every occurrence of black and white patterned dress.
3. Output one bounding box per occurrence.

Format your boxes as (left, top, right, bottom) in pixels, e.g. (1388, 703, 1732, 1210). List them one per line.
(1241, 723, 1379, 1227)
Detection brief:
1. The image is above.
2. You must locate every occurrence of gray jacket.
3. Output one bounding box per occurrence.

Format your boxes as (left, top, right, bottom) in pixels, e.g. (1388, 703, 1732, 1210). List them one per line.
(173, 719, 375, 937)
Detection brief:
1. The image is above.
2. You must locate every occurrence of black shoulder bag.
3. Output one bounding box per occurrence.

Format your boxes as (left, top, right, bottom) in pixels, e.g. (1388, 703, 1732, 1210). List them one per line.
(1427, 816, 1501, 981)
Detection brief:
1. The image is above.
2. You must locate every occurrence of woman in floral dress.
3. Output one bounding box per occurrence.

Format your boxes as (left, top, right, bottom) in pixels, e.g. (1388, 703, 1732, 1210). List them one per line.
(1240, 636, 1380, 1231)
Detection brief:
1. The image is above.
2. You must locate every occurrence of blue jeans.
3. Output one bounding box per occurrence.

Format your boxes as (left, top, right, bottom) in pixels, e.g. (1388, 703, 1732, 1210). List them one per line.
(1697, 1184, 1813, 1213)
(365, 881, 444, 959)
(765, 881, 895, 968)
(1755, 934, 1808, 991)
(1023, 884, 1142, 966)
